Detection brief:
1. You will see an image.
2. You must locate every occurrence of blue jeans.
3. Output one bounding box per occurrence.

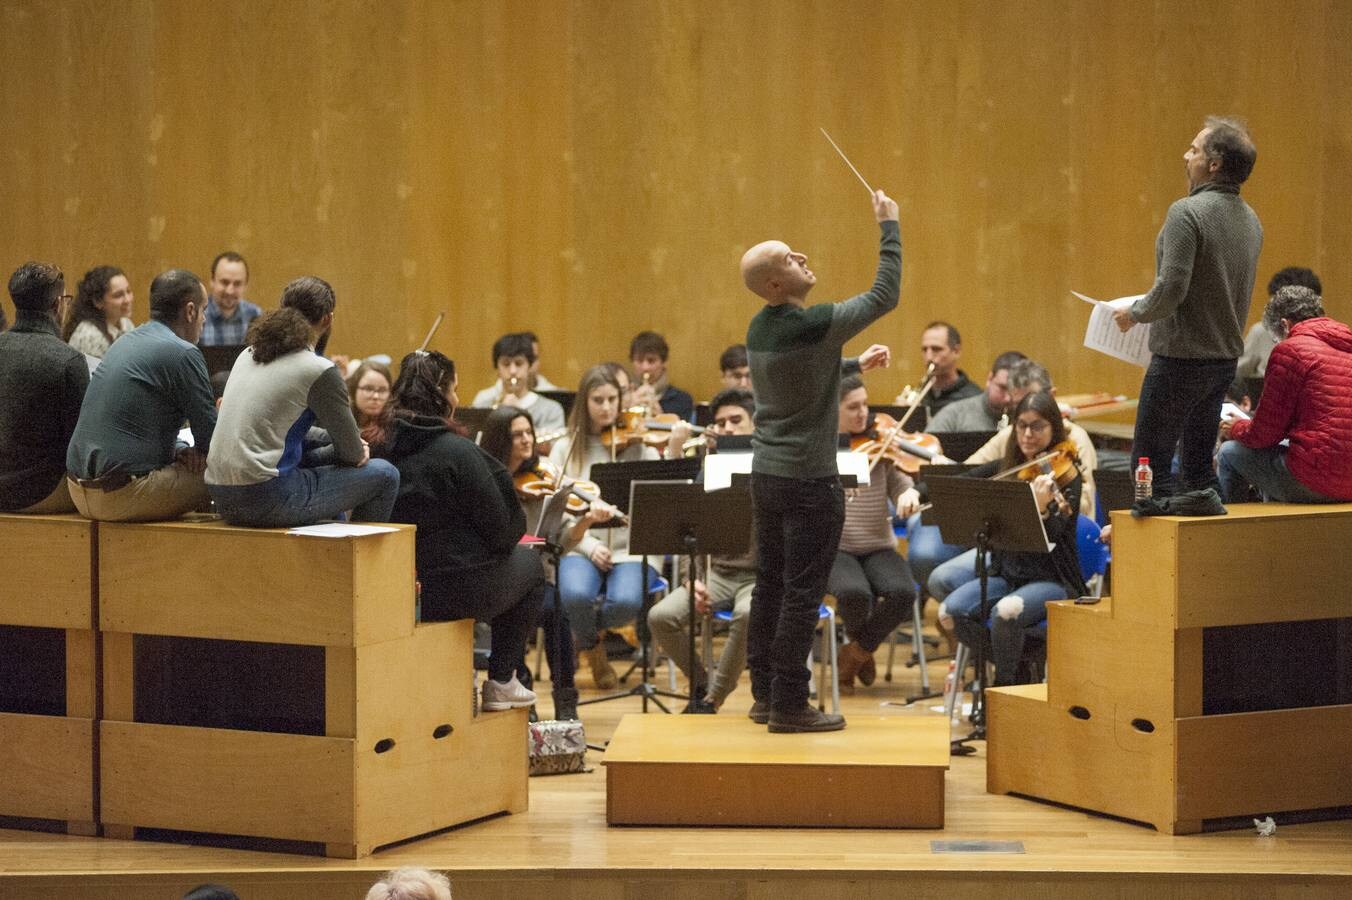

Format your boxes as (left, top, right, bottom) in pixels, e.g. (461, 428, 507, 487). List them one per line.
(928, 547, 983, 603)
(1217, 441, 1336, 504)
(1131, 355, 1236, 497)
(944, 576, 1067, 685)
(557, 556, 659, 649)
(905, 515, 966, 597)
(209, 461, 399, 528)
(749, 473, 846, 710)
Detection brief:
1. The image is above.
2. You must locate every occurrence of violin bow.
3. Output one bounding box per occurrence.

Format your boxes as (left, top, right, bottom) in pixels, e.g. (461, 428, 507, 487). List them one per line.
(417, 311, 446, 352)
(868, 369, 936, 469)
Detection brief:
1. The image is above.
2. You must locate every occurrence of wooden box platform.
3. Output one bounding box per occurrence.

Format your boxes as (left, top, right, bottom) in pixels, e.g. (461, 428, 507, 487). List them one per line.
(602, 713, 948, 828)
(0, 514, 97, 835)
(989, 504, 1352, 834)
(95, 520, 528, 857)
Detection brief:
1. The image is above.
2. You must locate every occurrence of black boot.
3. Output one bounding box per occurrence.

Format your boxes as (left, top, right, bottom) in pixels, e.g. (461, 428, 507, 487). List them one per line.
(767, 703, 846, 733)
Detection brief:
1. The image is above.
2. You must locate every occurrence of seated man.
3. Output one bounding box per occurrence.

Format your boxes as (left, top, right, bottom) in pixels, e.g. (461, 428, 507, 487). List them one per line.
(895, 321, 981, 419)
(67, 269, 217, 521)
(0, 262, 89, 513)
(719, 343, 751, 390)
(469, 331, 566, 434)
(200, 251, 262, 347)
(629, 330, 694, 421)
(1218, 285, 1352, 503)
(647, 387, 757, 713)
(927, 350, 1025, 433)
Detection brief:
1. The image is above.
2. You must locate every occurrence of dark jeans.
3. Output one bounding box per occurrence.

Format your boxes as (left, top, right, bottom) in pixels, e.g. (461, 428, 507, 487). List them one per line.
(419, 545, 547, 683)
(1131, 355, 1237, 497)
(209, 460, 399, 527)
(828, 548, 917, 652)
(517, 586, 578, 706)
(749, 472, 845, 711)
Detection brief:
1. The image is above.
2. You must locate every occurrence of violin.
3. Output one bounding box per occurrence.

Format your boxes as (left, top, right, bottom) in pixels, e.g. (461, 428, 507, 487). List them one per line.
(850, 412, 946, 474)
(513, 459, 624, 522)
(600, 408, 704, 451)
(996, 440, 1082, 516)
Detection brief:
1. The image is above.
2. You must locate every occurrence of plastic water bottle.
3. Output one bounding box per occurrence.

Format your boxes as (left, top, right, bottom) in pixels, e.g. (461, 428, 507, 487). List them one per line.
(1134, 457, 1153, 501)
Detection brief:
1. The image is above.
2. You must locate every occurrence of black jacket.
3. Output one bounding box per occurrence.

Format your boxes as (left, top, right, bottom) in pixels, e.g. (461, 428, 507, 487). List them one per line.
(376, 414, 526, 574)
(0, 312, 90, 510)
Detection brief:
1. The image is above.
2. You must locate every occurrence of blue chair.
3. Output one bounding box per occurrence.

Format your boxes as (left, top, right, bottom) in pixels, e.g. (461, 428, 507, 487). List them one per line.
(1075, 514, 1110, 594)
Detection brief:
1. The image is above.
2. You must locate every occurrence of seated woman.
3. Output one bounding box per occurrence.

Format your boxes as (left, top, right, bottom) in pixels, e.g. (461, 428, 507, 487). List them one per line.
(548, 364, 660, 690)
(372, 350, 544, 712)
(831, 375, 920, 689)
(480, 404, 616, 721)
(348, 360, 393, 433)
(63, 265, 135, 358)
(205, 277, 399, 527)
(936, 391, 1086, 686)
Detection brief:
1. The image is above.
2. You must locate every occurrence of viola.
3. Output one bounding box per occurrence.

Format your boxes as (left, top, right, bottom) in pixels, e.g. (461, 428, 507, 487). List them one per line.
(851, 412, 946, 474)
(513, 459, 627, 524)
(600, 409, 703, 451)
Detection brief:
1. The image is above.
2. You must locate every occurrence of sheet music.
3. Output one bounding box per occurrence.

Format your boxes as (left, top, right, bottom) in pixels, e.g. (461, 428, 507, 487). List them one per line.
(1073, 291, 1151, 368)
(286, 522, 399, 538)
(701, 450, 872, 491)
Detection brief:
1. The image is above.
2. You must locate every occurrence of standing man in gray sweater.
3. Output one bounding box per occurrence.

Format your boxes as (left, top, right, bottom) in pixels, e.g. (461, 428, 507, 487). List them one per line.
(740, 189, 899, 732)
(1114, 117, 1262, 498)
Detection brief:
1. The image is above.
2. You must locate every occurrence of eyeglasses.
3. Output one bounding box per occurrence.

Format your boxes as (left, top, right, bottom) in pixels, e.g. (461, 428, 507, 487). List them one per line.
(356, 386, 390, 397)
(1014, 420, 1051, 434)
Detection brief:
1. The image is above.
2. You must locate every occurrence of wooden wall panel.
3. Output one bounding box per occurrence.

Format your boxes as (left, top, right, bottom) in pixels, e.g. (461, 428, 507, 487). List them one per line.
(1, 0, 1349, 403)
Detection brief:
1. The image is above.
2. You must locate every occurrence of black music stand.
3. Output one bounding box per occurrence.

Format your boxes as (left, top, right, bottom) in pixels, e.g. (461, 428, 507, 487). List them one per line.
(925, 475, 1050, 756)
(579, 458, 701, 714)
(628, 480, 753, 713)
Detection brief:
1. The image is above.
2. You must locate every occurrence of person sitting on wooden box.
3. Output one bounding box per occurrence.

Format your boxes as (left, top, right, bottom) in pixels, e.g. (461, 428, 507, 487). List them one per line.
(205, 277, 399, 528)
(66, 268, 217, 522)
(0, 261, 89, 514)
(1218, 285, 1352, 503)
(371, 350, 543, 713)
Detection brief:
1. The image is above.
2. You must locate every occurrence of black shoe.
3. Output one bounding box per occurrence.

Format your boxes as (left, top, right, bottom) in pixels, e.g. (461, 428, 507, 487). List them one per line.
(528, 705, 539, 724)
(747, 700, 770, 724)
(554, 701, 579, 721)
(767, 703, 846, 733)
(683, 697, 717, 714)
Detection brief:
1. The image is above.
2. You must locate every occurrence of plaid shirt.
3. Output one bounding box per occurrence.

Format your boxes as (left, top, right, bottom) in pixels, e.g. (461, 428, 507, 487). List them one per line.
(200, 297, 263, 346)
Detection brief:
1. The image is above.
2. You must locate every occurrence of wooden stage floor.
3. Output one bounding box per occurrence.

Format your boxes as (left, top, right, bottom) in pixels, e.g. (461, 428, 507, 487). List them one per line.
(2, 645, 1350, 899)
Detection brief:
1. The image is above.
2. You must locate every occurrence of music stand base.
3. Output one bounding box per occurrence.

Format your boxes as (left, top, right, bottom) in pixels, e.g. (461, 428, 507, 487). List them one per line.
(950, 724, 987, 756)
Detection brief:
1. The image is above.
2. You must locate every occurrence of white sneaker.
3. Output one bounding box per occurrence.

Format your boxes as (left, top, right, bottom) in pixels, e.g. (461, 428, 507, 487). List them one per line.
(481, 675, 537, 712)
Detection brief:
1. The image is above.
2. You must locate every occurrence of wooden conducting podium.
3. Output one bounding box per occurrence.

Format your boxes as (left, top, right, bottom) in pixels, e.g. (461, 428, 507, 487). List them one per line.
(0, 514, 98, 835)
(95, 519, 527, 857)
(988, 504, 1352, 834)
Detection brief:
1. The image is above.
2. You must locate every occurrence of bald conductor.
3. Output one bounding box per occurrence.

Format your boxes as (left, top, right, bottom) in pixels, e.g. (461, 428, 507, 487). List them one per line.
(742, 189, 900, 733)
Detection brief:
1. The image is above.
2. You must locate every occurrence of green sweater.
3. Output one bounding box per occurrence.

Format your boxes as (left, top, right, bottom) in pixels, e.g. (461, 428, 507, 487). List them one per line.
(747, 221, 901, 479)
(1129, 182, 1263, 359)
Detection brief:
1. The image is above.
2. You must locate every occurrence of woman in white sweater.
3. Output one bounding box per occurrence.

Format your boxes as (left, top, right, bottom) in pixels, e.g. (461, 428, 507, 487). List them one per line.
(63, 266, 135, 358)
(548, 364, 659, 689)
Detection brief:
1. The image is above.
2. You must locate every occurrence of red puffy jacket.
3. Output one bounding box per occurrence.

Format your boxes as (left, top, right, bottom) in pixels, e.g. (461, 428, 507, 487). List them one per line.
(1230, 317, 1352, 500)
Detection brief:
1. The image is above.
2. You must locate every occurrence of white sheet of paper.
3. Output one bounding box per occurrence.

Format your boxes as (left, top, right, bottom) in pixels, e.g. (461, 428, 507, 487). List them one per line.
(286, 522, 399, 538)
(1220, 402, 1251, 421)
(703, 449, 872, 491)
(702, 451, 753, 492)
(1073, 291, 1152, 367)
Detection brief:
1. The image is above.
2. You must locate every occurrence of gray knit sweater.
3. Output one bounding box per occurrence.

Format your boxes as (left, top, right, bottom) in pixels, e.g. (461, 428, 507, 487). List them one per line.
(747, 221, 901, 479)
(1129, 182, 1263, 359)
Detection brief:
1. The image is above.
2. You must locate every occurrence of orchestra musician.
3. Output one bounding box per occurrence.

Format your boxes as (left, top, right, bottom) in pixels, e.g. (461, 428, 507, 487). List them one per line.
(830, 375, 919, 690)
(739, 187, 899, 733)
(935, 391, 1087, 686)
(548, 364, 662, 690)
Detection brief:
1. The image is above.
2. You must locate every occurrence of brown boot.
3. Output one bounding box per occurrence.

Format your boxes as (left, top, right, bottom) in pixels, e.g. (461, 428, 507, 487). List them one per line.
(836, 641, 872, 687)
(587, 645, 617, 690)
(859, 647, 877, 686)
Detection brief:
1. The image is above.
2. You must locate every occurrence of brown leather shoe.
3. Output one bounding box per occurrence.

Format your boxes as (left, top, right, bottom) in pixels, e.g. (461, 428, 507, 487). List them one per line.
(859, 648, 877, 686)
(836, 641, 872, 687)
(768, 703, 846, 733)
